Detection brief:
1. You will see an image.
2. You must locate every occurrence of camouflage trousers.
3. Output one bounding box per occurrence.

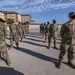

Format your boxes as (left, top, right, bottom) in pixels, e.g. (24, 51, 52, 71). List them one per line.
(25, 27, 29, 35)
(25, 28, 28, 35)
(40, 29, 42, 36)
(0, 40, 9, 59)
(27, 29, 29, 35)
(48, 33, 57, 47)
(22, 32, 26, 38)
(44, 32, 48, 42)
(19, 32, 23, 41)
(41, 31, 45, 39)
(59, 43, 74, 60)
(10, 34, 19, 46)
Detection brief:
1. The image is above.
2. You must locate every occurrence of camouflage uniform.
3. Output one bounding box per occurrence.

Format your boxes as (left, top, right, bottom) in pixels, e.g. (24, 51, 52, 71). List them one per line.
(58, 12, 75, 69)
(4, 23, 8, 38)
(9, 24, 19, 49)
(27, 24, 29, 34)
(18, 24, 23, 42)
(48, 20, 58, 49)
(44, 22, 50, 43)
(24, 23, 26, 38)
(0, 23, 11, 66)
(22, 24, 26, 38)
(40, 24, 44, 38)
(40, 24, 42, 36)
(41, 23, 46, 39)
(25, 22, 29, 35)
(25, 24, 28, 35)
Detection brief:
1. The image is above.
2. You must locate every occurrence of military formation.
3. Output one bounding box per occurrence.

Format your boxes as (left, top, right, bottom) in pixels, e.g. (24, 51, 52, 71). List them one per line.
(0, 12, 75, 69)
(40, 19, 58, 49)
(40, 12, 75, 69)
(0, 19, 30, 66)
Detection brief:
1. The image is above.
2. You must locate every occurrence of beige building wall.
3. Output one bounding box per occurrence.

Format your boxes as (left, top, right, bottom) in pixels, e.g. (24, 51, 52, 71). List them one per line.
(18, 14, 21, 22)
(21, 15, 31, 23)
(0, 12, 5, 20)
(6, 14, 18, 22)
(21, 16, 25, 23)
(0, 11, 31, 23)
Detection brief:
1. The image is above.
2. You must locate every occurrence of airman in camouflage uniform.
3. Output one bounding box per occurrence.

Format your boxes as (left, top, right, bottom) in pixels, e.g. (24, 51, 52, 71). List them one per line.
(18, 22, 23, 42)
(0, 21, 11, 66)
(24, 23, 26, 38)
(4, 22, 8, 38)
(25, 22, 30, 35)
(21, 23, 26, 39)
(40, 23, 44, 38)
(40, 23, 42, 36)
(44, 21, 50, 43)
(48, 19, 58, 49)
(58, 12, 75, 69)
(23, 23, 26, 38)
(9, 21, 19, 50)
(41, 23, 46, 39)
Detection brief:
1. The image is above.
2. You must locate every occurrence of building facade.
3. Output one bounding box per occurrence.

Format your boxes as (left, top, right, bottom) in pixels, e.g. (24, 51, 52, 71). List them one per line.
(0, 11, 5, 20)
(21, 15, 31, 23)
(18, 14, 22, 22)
(0, 11, 31, 23)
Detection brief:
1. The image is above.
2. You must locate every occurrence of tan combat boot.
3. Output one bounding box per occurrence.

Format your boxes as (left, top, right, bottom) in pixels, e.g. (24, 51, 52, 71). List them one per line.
(48, 43, 50, 49)
(6, 58, 11, 66)
(58, 59, 62, 69)
(48, 46, 50, 49)
(16, 42, 19, 49)
(67, 59, 75, 69)
(9, 45, 13, 50)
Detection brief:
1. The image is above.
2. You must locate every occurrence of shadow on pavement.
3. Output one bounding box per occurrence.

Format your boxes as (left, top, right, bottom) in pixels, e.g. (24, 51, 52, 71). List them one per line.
(0, 67, 24, 75)
(51, 41, 61, 44)
(7, 43, 66, 68)
(29, 32, 40, 36)
(28, 34, 41, 38)
(57, 38, 61, 41)
(26, 38, 44, 42)
(15, 47, 59, 68)
(23, 40, 47, 48)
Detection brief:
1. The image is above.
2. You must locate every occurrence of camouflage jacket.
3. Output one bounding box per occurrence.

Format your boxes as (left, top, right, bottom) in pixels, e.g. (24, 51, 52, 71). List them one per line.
(45, 24, 50, 33)
(18, 24, 22, 33)
(43, 25, 47, 33)
(60, 21, 75, 44)
(9, 24, 19, 35)
(49, 24, 58, 35)
(21, 25, 25, 33)
(0, 25, 6, 42)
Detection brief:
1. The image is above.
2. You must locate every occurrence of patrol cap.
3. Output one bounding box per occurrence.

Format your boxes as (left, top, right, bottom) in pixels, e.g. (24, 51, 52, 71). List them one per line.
(44, 22, 46, 25)
(47, 21, 50, 24)
(41, 23, 43, 25)
(68, 12, 75, 19)
(53, 19, 56, 23)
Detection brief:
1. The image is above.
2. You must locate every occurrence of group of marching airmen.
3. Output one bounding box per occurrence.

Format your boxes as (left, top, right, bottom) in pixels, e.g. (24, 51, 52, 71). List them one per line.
(40, 12, 75, 69)
(0, 12, 75, 69)
(40, 19, 58, 49)
(0, 19, 30, 66)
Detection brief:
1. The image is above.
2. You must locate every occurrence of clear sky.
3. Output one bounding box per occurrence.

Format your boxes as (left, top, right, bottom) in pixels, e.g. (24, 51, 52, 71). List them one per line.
(0, 0, 75, 24)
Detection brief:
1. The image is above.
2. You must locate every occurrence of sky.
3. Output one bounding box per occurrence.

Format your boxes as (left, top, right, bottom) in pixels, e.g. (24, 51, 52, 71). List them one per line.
(0, 0, 75, 24)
